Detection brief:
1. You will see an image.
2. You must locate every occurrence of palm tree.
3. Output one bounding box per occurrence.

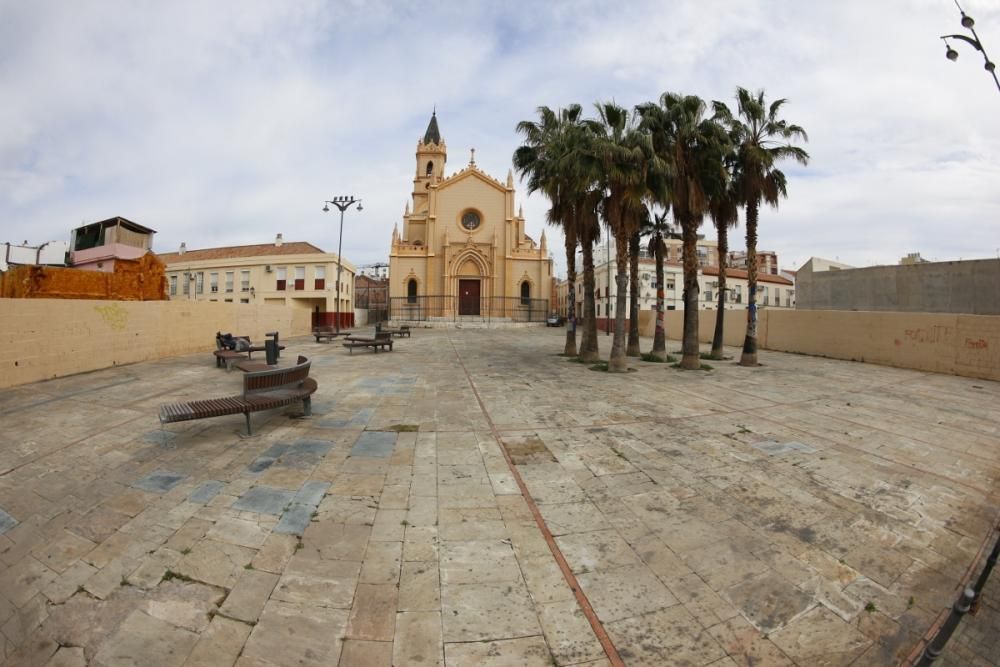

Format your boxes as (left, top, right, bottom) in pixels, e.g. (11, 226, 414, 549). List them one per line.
(708, 175, 739, 359)
(584, 103, 657, 372)
(713, 88, 809, 366)
(638, 93, 730, 370)
(642, 207, 672, 360)
(514, 105, 585, 357)
(627, 230, 640, 356)
(575, 188, 604, 362)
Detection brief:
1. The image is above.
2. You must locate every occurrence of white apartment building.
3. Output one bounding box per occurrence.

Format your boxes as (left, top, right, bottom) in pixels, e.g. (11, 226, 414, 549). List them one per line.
(572, 237, 794, 326)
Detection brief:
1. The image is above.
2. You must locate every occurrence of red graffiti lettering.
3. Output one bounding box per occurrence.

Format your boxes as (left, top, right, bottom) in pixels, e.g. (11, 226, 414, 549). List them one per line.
(965, 338, 988, 350)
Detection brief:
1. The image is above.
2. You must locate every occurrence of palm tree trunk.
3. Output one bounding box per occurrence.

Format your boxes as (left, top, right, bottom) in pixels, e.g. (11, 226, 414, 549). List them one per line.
(627, 230, 640, 356)
(739, 199, 760, 366)
(609, 228, 629, 372)
(651, 234, 667, 359)
(564, 228, 578, 357)
(579, 232, 600, 362)
(711, 223, 728, 358)
(680, 219, 701, 370)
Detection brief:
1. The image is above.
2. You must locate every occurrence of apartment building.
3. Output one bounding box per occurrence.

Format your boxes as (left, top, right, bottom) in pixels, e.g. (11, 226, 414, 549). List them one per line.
(158, 235, 356, 328)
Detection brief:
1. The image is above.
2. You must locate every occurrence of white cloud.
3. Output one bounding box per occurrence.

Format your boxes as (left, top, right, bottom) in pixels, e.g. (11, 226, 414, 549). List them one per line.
(1, 0, 997, 276)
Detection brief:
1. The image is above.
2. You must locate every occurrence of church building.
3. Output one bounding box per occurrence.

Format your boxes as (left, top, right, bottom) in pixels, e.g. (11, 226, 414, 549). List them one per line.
(389, 112, 552, 320)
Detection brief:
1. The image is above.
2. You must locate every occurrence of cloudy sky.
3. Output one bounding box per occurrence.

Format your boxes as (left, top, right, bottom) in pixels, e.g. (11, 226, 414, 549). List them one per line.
(2, 0, 998, 276)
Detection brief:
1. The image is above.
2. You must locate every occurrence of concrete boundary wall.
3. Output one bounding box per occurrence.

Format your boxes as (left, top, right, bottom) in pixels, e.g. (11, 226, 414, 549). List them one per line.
(796, 258, 1000, 314)
(655, 309, 1000, 382)
(0, 298, 312, 389)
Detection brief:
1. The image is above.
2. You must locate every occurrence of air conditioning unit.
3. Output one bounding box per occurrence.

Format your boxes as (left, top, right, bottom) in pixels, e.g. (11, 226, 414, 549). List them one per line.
(265, 265, 272, 273)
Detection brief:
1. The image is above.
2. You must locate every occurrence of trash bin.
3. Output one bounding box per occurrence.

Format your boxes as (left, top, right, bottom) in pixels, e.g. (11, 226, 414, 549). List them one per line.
(265, 339, 278, 365)
(265, 331, 279, 360)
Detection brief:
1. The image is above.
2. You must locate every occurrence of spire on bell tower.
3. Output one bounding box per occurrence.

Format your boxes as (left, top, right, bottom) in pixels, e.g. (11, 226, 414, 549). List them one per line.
(423, 109, 441, 145)
(416, 110, 447, 182)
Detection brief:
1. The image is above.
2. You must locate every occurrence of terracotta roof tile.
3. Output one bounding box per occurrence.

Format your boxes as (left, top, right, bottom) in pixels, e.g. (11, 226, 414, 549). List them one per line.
(702, 265, 793, 285)
(158, 241, 326, 264)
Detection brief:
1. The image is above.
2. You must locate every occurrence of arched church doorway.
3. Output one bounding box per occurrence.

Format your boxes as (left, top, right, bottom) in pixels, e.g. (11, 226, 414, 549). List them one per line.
(458, 279, 480, 315)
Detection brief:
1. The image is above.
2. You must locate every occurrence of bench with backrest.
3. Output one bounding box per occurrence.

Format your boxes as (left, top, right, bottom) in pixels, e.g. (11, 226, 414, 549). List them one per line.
(377, 324, 411, 338)
(159, 355, 317, 435)
(215, 332, 286, 368)
(343, 331, 393, 354)
(313, 326, 345, 343)
(246, 331, 286, 360)
(214, 333, 250, 369)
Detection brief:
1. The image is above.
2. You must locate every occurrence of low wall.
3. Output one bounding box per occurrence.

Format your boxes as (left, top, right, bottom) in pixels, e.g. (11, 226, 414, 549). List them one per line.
(0, 298, 312, 389)
(652, 308, 1000, 382)
(761, 310, 1000, 382)
(653, 309, 748, 348)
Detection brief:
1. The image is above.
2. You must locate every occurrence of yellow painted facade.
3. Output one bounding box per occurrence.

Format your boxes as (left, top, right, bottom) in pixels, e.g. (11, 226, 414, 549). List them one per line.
(158, 240, 356, 327)
(389, 113, 552, 314)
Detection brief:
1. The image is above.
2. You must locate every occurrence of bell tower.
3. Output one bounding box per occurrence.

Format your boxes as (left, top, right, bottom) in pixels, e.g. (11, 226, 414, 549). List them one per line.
(413, 111, 447, 212)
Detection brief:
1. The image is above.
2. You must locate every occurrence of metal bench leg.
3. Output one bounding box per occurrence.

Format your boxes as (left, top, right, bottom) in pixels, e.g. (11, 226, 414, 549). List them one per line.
(244, 413, 253, 436)
(302, 396, 312, 417)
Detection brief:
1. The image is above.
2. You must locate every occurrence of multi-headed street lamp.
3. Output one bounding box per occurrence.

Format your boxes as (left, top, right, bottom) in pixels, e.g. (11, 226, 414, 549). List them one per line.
(940, 2, 1000, 93)
(322, 196, 363, 333)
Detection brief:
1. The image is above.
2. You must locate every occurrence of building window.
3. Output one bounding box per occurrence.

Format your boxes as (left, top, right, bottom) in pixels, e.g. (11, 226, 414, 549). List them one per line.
(182, 274, 190, 295)
(276, 267, 287, 291)
(169, 275, 177, 296)
(705, 290, 713, 302)
(210, 272, 218, 293)
(407, 279, 418, 304)
(426, 161, 433, 176)
(240, 298, 249, 304)
(225, 272, 234, 293)
(294, 266, 305, 290)
(315, 265, 326, 290)
(195, 272, 204, 294)
(241, 270, 250, 292)
(520, 281, 531, 305)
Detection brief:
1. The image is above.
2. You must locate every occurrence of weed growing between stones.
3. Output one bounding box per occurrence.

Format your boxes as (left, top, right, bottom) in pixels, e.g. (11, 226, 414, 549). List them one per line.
(640, 353, 677, 363)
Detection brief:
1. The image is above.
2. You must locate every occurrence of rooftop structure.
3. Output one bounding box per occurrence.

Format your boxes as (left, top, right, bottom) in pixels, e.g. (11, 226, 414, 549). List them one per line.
(70, 216, 156, 272)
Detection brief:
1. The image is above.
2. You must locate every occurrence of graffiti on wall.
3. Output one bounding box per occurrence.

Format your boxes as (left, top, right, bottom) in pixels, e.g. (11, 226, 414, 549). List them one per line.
(94, 303, 129, 331)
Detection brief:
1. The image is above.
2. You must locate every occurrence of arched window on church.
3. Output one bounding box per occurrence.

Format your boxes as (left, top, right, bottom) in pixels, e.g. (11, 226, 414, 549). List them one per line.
(520, 281, 531, 305)
(407, 279, 418, 304)
(426, 161, 433, 176)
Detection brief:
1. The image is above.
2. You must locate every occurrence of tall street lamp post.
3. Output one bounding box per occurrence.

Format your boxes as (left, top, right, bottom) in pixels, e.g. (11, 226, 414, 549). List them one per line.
(940, 2, 1000, 94)
(322, 196, 363, 333)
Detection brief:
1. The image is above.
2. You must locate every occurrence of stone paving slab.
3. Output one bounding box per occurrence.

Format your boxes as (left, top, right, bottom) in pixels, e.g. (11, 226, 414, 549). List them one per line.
(0, 328, 998, 666)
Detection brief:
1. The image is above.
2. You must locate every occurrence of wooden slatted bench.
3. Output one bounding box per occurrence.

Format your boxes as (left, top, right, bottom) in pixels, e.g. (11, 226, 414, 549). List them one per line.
(159, 355, 317, 435)
(343, 331, 393, 354)
(377, 325, 411, 338)
(214, 349, 249, 370)
(214, 332, 252, 370)
(313, 326, 345, 343)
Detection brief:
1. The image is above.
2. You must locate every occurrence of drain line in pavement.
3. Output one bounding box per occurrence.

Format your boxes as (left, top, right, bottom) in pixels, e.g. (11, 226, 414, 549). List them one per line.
(448, 336, 626, 667)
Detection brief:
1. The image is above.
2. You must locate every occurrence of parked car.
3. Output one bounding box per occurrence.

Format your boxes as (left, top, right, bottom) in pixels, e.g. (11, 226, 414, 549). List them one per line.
(546, 313, 564, 327)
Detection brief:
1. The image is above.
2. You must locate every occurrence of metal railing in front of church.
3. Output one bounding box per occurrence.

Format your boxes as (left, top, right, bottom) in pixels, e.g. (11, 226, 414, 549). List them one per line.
(389, 296, 549, 323)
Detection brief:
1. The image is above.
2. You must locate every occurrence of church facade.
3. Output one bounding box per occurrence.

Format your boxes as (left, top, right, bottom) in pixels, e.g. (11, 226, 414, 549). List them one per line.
(389, 113, 552, 320)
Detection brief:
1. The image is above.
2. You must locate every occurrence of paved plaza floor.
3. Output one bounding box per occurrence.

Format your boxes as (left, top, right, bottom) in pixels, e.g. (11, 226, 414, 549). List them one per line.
(0, 327, 997, 666)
